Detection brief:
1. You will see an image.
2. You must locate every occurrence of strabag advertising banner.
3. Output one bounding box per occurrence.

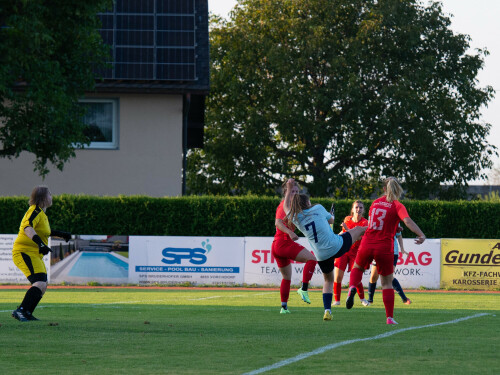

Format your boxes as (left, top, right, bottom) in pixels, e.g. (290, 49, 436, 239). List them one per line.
(244, 237, 324, 287)
(245, 237, 440, 289)
(333, 239, 441, 289)
(391, 238, 440, 288)
(129, 236, 245, 285)
(0, 234, 51, 283)
(441, 239, 500, 290)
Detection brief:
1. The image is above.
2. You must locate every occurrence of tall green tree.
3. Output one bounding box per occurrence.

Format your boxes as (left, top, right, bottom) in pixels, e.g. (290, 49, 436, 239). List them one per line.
(188, 0, 495, 198)
(0, 0, 112, 176)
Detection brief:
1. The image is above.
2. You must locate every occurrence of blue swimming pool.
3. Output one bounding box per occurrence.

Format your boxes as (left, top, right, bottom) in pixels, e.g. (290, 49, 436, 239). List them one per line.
(68, 252, 129, 278)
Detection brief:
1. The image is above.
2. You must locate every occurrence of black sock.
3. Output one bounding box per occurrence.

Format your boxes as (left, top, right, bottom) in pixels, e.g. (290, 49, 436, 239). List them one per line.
(392, 278, 407, 301)
(20, 286, 43, 313)
(302, 282, 309, 291)
(368, 282, 377, 301)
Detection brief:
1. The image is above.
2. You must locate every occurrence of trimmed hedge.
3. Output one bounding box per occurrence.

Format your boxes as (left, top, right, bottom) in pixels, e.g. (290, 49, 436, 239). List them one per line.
(0, 195, 499, 239)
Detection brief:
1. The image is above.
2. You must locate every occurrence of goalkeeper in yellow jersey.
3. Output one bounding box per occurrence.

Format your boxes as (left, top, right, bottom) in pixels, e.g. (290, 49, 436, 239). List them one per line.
(11, 186, 71, 322)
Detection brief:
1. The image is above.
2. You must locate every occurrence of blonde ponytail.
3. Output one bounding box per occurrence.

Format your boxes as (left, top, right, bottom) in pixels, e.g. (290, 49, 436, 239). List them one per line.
(384, 177, 403, 202)
(281, 179, 298, 197)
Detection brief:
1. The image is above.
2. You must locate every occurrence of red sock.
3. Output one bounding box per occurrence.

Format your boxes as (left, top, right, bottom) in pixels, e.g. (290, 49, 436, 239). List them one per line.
(356, 282, 365, 299)
(303, 260, 317, 283)
(280, 279, 291, 303)
(382, 288, 395, 318)
(333, 282, 341, 302)
(349, 267, 364, 288)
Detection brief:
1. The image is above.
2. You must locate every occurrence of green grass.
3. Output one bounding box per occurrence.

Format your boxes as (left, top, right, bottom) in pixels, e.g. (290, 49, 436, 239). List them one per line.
(0, 288, 498, 374)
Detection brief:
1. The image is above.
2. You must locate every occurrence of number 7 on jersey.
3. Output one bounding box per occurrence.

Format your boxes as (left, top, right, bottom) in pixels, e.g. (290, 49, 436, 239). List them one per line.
(304, 221, 318, 243)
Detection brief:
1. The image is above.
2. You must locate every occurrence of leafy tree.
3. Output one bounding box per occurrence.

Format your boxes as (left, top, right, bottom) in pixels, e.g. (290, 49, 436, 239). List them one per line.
(0, 0, 112, 176)
(188, 0, 496, 198)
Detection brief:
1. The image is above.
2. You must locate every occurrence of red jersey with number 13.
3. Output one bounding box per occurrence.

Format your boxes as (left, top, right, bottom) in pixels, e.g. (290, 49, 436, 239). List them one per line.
(360, 196, 409, 251)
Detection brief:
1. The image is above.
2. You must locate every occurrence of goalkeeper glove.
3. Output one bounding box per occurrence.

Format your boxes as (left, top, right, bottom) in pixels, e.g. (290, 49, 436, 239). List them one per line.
(32, 234, 52, 255)
(51, 230, 71, 242)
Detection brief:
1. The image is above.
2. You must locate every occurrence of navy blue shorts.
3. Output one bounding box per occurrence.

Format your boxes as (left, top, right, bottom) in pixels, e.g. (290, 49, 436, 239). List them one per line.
(318, 232, 353, 274)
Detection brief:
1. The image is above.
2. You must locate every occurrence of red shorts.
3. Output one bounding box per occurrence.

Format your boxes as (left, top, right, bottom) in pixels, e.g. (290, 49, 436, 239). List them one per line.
(271, 238, 305, 268)
(355, 245, 394, 276)
(334, 249, 357, 272)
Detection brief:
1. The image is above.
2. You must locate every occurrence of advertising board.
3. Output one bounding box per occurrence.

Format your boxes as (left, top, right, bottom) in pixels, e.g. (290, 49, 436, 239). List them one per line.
(0, 234, 51, 283)
(129, 236, 245, 285)
(244, 237, 324, 287)
(441, 239, 500, 290)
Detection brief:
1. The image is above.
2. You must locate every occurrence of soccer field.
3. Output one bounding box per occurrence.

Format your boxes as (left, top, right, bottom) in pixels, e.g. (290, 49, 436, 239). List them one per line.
(0, 287, 498, 374)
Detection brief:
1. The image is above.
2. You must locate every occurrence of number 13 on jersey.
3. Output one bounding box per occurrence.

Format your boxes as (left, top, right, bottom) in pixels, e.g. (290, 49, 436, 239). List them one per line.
(369, 208, 387, 230)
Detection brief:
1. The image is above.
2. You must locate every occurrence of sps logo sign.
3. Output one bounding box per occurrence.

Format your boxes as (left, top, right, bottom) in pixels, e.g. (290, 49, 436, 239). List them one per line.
(161, 239, 212, 265)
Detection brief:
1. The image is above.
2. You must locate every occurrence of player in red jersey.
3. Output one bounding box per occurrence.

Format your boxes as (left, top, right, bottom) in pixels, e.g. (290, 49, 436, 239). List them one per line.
(272, 180, 317, 314)
(345, 177, 425, 324)
(367, 225, 412, 305)
(333, 201, 369, 306)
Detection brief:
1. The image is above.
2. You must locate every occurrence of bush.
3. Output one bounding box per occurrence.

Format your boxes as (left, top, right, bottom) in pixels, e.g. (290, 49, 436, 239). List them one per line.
(0, 195, 499, 239)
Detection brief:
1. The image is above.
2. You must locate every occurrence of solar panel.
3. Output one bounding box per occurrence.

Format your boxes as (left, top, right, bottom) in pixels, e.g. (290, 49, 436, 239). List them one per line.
(98, 0, 199, 81)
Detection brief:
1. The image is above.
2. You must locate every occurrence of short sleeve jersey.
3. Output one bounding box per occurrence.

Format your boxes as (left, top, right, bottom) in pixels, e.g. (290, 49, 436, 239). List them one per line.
(291, 204, 342, 261)
(274, 200, 296, 241)
(362, 196, 409, 251)
(394, 232, 402, 255)
(342, 216, 369, 250)
(12, 205, 51, 254)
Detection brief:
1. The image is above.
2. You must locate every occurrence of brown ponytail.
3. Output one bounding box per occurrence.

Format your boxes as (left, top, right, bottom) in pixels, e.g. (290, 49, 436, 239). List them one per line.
(286, 194, 310, 226)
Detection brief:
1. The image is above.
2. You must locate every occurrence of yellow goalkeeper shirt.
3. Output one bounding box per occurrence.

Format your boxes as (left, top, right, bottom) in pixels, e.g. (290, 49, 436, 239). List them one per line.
(12, 205, 51, 254)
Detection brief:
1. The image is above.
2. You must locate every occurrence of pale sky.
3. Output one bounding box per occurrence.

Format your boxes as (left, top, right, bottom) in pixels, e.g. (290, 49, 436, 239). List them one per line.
(208, 0, 500, 183)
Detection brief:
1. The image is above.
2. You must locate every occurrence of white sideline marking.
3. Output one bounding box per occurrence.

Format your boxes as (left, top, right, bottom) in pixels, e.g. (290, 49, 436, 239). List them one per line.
(188, 296, 222, 301)
(92, 300, 150, 305)
(1, 302, 281, 312)
(0, 300, 168, 312)
(189, 292, 275, 300)
(188, 294, 245, 301)
(242, 313, 491, 375)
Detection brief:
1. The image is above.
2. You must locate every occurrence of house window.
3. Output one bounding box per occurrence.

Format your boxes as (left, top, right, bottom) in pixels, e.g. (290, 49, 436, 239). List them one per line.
(80, 98, 119, 149)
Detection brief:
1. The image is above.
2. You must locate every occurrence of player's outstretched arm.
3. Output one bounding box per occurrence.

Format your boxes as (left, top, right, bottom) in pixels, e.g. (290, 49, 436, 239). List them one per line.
(402, 217, 426, 244)
(283, 178, 295, 214)
(51, 230, 72, 242)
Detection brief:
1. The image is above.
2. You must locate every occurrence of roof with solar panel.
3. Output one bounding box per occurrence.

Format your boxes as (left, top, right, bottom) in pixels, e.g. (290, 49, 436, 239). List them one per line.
(95, 0, 209, 93)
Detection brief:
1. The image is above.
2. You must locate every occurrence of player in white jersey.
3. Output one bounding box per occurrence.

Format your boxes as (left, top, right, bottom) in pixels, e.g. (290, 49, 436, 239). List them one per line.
(283, 179, 367, 320)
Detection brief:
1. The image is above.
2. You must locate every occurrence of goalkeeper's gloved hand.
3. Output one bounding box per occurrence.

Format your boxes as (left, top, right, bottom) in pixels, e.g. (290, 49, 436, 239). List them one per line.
(32, 234, 52, 255)
(51, 230, 72, 242)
